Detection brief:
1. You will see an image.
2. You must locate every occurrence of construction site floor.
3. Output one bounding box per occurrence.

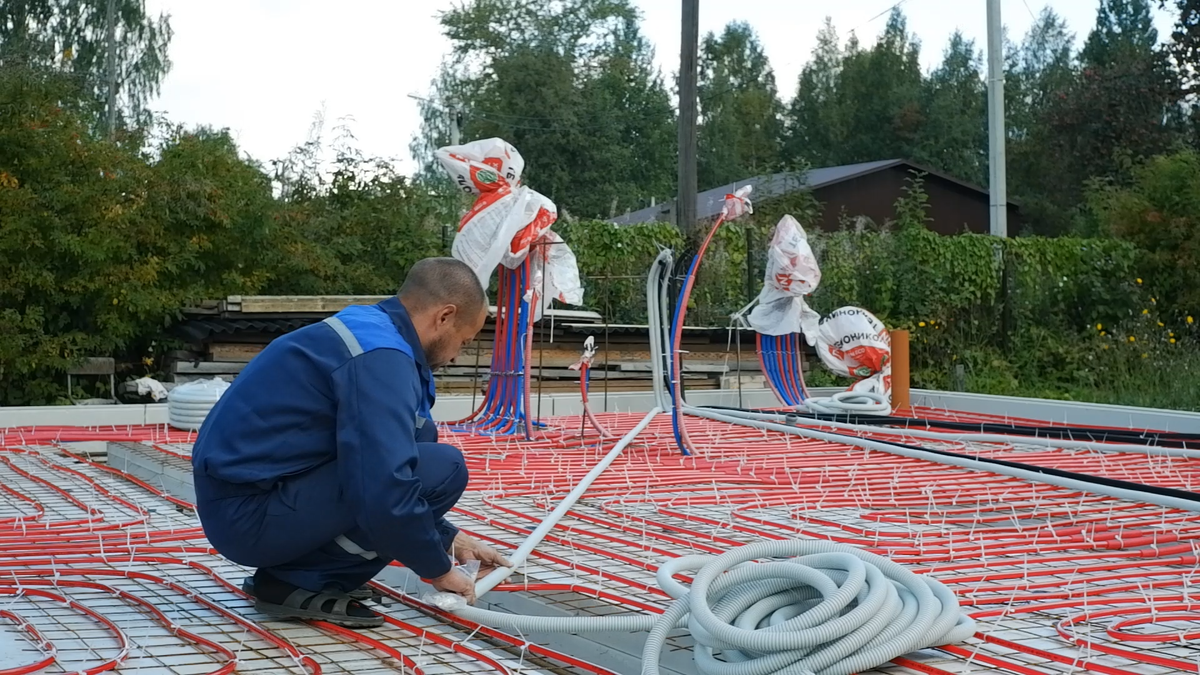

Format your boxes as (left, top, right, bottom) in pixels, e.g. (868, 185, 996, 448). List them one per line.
(1, 407, 1198, 675)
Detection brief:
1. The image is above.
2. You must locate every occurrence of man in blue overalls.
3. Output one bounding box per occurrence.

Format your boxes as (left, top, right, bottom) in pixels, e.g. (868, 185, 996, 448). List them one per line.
(191, 258, 509, 627)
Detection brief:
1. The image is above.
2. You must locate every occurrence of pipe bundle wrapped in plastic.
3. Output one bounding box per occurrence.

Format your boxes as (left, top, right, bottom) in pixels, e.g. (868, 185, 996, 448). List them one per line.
(816, 306, 893, 412)
(747, 214, 822, 343)
(435, 137, 581, 305)
(436, 138, 583, 436)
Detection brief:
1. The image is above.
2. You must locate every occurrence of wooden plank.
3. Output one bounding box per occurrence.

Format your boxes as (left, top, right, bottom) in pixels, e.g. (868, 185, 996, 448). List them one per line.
(230, 296, 604, 323)
(238, 296, 389, 313)
(208, 343, 265, 363)
(173, 361, 247, 375)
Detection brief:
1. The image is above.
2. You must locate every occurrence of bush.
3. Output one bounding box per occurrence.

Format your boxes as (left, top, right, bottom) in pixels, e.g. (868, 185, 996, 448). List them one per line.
(1086, 149, 1200, 322)
(558, 176, 1198, 411)
(0, 70, 276, 404)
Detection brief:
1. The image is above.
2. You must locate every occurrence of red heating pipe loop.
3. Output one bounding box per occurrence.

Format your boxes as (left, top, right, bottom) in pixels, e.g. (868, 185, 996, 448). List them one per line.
(12, 452, 521, 675)
(0, 585, 132, 675)
(0, 577, 239, 675)
(0, 562, 322, 674)
(15, 409, 1200, 674)
(0, 610, 56, 675)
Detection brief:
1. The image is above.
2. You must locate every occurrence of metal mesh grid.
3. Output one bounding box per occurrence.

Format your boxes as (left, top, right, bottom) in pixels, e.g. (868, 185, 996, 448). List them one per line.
(2, 407, 1200, 674)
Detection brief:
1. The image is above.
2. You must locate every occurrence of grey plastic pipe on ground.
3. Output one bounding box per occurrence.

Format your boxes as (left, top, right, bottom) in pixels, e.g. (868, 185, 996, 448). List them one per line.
(454, 539, 974, 675)
(686, 406, 1200, 514)
(647, 250, 673, 411)
(710, 407, 1200, 458)
(472, 406, 663, 596)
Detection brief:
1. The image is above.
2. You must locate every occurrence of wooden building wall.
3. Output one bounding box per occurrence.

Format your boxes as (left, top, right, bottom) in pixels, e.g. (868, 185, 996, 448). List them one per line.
(809, 167, 1022, 236)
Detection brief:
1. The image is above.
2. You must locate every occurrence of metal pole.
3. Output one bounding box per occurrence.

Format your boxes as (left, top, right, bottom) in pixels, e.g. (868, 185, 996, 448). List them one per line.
(986, 0, 1008, 238)
(677, 0, 699, 238)
(449, 102, 461, 146)
(105, 0, 118, 138)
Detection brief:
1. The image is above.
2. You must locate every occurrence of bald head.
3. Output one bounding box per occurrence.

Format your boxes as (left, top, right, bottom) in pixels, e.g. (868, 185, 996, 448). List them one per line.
(398, 258, 489, 369)
(399, 258, 486, 316)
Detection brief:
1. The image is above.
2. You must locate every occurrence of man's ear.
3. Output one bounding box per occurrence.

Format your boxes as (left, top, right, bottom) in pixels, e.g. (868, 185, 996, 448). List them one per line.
(437, 304, 459, 327)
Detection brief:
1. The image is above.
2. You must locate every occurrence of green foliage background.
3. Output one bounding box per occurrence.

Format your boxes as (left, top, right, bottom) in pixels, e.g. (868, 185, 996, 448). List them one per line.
(3, 0, 1200, 412)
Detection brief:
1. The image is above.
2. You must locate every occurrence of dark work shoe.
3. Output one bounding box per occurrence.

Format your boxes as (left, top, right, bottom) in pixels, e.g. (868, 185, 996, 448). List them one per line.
(242, 575, 375, 601)
(245, 570, 384, 628)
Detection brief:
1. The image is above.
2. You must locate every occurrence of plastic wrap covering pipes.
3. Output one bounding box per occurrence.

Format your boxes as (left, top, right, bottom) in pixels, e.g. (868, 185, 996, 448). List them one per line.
(436, 138, 584, 436)
(736, 213, 891, 416)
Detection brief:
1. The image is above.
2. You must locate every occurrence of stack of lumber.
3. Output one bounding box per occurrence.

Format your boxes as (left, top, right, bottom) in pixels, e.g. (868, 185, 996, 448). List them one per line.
(173, 296, 800, 395)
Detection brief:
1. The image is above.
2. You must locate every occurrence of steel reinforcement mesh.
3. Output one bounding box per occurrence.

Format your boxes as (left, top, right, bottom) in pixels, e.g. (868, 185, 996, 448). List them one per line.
(2, 406, 1200, 674)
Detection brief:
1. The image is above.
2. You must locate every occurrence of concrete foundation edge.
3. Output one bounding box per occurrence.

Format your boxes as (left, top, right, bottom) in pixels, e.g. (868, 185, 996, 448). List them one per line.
(3, 387, 1198, 433)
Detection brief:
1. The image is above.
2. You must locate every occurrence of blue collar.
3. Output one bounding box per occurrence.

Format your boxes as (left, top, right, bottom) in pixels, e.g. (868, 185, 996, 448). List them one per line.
(377, 296, 429, 370)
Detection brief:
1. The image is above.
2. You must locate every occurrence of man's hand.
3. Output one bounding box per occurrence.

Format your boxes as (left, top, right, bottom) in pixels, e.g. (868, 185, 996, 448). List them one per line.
(430, 568, 477, 605)
(449, 531, 513, 579)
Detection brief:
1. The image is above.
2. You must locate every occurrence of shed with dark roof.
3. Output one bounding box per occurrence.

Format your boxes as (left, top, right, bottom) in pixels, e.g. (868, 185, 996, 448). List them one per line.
(609, 159, 1022, 236)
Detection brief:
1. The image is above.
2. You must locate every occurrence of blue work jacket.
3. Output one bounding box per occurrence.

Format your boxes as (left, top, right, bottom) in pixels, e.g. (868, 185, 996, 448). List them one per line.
(191, 297, 458, 579)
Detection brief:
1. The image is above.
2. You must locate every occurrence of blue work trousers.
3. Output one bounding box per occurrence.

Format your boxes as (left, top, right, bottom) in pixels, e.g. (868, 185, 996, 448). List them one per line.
(195, 442, 467, 592)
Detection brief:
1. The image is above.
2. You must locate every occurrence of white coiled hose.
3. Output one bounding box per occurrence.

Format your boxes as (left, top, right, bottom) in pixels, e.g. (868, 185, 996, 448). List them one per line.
(453, 540, 974, 675)
(794, 391, 890, 416)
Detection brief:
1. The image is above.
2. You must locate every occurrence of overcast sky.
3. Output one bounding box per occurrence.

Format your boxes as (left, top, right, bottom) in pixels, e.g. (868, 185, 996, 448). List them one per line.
(142, 0, 1175, 174)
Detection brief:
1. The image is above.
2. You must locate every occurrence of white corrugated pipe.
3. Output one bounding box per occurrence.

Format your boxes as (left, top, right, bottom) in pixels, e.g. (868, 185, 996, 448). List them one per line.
(167, 378, 229, 431)
(452, 540, 974, 675)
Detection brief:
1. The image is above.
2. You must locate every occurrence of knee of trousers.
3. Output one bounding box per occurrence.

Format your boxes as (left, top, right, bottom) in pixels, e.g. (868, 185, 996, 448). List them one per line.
(417, 442, 468, 504)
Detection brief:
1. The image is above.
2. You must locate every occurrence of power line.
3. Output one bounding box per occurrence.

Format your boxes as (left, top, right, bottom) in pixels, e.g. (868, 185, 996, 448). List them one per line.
(851, 0, 912, 35)
(1018, 0, 1038, 22)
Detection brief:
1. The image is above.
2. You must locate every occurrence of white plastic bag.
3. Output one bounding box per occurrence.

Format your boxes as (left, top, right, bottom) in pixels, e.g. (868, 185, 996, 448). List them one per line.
(499, 189, 558, 269)
(816, 307, 891, 379)
(133, 377, 169, 402)
(722, 185, 754, 220)
(748, 215, 822, 342)
(435, 138, 524, 195)
(439, 138, 561, 289)
(526, 231, 584, 320)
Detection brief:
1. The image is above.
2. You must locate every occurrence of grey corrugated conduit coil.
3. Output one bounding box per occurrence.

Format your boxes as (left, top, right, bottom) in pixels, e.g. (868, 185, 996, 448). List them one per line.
(455, 538, 974, 674)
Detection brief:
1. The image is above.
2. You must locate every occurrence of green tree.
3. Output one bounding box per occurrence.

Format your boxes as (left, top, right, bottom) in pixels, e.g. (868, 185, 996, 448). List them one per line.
(916, 32, 986, 185)
(268, 126, 453, 295)
(1158, 1, 1200, 93)
(1045, 0, 1183, 233)
(0, 69, 273, 405)
(411, 0, 675, 219)
(1081, 0, 1160, 67)
(830, 9, 924, 164)
(784, 18, 843, 168)
(697, 21, 784, 189)
(1004, 8, 1079, 233)
(0, 0, 172, 131)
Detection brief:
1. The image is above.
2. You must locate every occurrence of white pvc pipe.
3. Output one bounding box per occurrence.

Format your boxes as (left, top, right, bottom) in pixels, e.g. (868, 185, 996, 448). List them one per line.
(687, 406, 1200, 514)
(713, 407, 1200, 459)
(473, 407, 663, 596)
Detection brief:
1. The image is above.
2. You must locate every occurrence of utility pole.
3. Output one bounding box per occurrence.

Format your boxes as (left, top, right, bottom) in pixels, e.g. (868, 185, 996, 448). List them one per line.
(677, 0, 699, 238)
(986, 0, 1007, 237)
(104, 0, 118, 139)
(449, 101, 461, 145)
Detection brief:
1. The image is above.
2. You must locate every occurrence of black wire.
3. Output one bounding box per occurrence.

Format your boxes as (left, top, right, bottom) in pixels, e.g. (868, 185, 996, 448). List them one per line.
(701, 406, 1200, 504)
(701, 404, 1200, 449)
